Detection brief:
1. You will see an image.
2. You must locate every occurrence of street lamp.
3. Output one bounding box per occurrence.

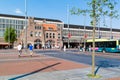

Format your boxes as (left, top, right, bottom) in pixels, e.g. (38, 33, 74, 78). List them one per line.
(83, 13, 86, 52)
(24, 0, 27, 53)
(67, 5, 70, 48)
(110, 16, 113, 39)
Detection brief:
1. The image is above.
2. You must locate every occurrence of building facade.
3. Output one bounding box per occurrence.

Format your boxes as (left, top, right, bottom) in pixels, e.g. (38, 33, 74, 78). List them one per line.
(20, 17, 63, 49)
(0, 14, 120, 49)
(0, 14, 25, 49)
(63, 24, 120, 48)
(0, 14, 63, 49)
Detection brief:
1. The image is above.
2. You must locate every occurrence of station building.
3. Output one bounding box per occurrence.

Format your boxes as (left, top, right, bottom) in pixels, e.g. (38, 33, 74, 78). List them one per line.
(0, 14, 120, 49)
(63, 24, 120, 48)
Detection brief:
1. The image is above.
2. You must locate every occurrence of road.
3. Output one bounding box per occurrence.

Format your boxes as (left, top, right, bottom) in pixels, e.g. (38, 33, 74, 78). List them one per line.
(35, 50, 120, 68)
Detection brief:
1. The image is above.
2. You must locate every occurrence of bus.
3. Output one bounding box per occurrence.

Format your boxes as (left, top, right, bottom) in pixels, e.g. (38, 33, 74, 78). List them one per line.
(85, 39, 120, 53)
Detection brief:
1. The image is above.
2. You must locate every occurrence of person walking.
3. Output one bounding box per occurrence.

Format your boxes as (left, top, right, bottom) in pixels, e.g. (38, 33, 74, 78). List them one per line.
(17, 43, 22, 57)
(29, 43, 33, 57)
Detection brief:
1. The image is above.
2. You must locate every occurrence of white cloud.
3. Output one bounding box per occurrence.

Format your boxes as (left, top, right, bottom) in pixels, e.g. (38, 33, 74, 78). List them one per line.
(15, 9, 22, 14)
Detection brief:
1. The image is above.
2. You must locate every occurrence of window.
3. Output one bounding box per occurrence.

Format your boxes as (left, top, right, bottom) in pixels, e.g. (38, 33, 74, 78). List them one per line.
(50, 33, 52, 38)
(53, 33, 55, 38)
(35, 32, 38, 37)
(30, 31, 33, 37)
(38, 32, 41, 37)
(46, 33, 48, 38)
(57, 27, 60, 30)
(58, 33, 60, 39)
(48, 27, 53, 30)
(35, 26, 41, 30)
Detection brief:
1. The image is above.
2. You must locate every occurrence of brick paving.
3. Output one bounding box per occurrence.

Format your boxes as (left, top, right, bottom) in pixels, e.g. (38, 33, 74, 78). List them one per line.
(0, 50, 89, 76)
(0, 49, 120, 80)
(107, 77, 120, 80)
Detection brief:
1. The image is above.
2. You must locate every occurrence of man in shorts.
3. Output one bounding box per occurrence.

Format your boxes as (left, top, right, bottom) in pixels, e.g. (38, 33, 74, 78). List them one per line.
(29, 43, 33, 57)
(17, 43, 22, 57)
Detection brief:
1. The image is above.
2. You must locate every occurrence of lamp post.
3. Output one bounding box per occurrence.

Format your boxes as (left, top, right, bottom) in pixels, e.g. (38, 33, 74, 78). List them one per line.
(110, 16, 113, 39)
(98, 18, 101, 39)
(67, 5, 70, 48)
(83, 13, 86, 52)
(24, 0, 27, 53)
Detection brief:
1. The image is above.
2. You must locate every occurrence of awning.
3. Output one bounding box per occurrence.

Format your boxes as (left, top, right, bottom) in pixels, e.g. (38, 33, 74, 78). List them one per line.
(0, 43, 9, 45)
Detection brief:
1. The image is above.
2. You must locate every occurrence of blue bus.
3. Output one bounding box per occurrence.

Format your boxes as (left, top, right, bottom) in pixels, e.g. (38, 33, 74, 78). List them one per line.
(86, 39, 120, 53)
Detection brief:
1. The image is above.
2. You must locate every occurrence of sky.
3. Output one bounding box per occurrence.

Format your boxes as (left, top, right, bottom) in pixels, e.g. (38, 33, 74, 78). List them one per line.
(0, 0, 120, 29)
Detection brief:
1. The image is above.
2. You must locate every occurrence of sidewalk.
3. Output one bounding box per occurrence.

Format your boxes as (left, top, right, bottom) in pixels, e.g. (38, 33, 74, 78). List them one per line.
(0, 49, 120, 80)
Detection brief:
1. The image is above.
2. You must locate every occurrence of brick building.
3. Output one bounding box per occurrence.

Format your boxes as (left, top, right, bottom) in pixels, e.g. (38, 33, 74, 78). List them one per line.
(19, 17, 63, 49)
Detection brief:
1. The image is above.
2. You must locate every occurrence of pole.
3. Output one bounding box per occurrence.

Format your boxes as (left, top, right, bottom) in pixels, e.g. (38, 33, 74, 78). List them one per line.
(9, 27, 11, 49)
(67, 4, 70, 48)
(92, 0, 96, 76)
(98, 18, 101, 38)
(110, 17, 113, 39)
(83, 13, 86, 52)
(8, 27, 10, 49)
(25, 0, 27, 53)
(92, 18, 96, 76)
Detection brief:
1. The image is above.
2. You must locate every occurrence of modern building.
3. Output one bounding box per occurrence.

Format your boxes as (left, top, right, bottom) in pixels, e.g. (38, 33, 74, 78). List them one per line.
(63, 24, 120, 48)
(0, 14, 25, 49)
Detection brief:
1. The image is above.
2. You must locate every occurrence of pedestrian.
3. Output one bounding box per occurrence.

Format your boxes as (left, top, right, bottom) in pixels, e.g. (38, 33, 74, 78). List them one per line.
(29, 43, 33, 57)
(17, 43, 22, 57)
(89, 45, 92, 52)
(63, 45, 66, 52)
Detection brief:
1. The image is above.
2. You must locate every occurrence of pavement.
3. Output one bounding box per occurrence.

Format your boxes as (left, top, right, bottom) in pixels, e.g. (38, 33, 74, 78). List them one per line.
(0, 49, 120, 80)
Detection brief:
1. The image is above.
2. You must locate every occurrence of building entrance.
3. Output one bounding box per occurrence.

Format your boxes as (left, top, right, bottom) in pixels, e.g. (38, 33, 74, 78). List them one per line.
(34, 39, 42, 49)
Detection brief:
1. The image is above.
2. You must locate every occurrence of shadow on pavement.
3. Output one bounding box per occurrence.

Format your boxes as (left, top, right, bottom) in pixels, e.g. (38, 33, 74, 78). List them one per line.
(8, 62, 61, 80)
(95, 60, 119, 75)
(19, 55, 41, 58)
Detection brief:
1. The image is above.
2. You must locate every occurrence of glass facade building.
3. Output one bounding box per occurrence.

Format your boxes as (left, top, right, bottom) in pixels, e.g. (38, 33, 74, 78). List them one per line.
(63, 24, 120, 48)
(0, 18, 25, 38)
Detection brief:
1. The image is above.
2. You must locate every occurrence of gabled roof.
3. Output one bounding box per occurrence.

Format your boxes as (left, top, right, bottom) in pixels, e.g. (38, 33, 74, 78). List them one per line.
(0, 14, 62, 22)
(42, 23, 57, 30)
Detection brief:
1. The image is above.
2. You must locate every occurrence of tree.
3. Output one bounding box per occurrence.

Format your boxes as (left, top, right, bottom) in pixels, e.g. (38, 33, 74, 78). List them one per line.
(4, 27, 17, 48)
(70, 0, 119, 77)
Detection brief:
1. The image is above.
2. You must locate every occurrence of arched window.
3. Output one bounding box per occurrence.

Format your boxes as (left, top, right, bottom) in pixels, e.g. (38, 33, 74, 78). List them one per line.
(46, 33, 48, 38)
(38, 32, 41, 37)
(30, 31, 33, 37)
(50, 33, 52, 38)
(53, 33, 55, 38)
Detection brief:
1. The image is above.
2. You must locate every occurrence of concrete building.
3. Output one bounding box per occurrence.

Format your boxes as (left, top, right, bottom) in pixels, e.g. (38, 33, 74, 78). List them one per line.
(63, 24, 120, 48)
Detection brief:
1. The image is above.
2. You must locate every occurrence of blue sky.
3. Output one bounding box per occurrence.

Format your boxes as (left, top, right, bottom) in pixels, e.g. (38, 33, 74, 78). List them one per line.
(0, 0, 120, 29)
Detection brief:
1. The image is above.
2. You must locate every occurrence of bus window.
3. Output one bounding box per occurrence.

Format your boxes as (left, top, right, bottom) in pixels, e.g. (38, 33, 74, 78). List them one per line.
(86, 39, 120, 53)
(107, 41, 116, 48)
(119, 40, 120, 45)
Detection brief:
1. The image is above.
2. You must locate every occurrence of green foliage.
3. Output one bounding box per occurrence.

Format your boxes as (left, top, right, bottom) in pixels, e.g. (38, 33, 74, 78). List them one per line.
(4, 27, 17, 44)
(70, 0, 119, 26)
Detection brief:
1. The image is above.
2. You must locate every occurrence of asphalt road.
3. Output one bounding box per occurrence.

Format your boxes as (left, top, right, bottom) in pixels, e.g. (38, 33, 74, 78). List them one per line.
(35, 50, 120, 68)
